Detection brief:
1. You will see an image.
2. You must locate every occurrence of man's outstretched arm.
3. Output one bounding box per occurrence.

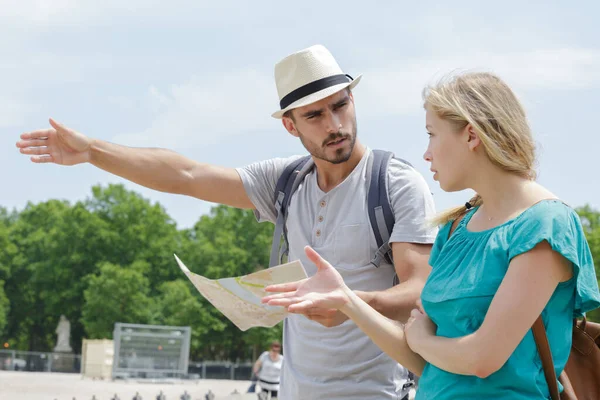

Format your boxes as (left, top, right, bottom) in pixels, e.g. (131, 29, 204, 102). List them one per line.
(16, 118, 254, 209)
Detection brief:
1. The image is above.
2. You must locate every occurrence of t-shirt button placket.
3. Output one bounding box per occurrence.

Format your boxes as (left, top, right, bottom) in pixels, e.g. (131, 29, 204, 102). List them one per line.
(317, 199, 326, 241)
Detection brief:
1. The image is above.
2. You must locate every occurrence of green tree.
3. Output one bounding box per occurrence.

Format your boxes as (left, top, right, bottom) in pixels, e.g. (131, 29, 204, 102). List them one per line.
(0, 280, 8, 336)
(576, 205, 600, 322)
(0, 209, 13, 335)
(82, 261, 153, 338)
(4, 199, 76, 351)
(152, 280, 226, 359)
(3, 198, 122, 351)
(85, 184, 184, 291)
(176, 205, 280, 361)
(3, 184, 182, 351)
(0, 190, 283, 360)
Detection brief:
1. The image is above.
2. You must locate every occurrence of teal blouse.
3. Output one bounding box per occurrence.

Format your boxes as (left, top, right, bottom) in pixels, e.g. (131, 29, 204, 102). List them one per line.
(416, 200, 600, 400)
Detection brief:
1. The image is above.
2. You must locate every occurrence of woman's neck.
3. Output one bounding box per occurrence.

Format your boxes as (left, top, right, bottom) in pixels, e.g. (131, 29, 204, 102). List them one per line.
(469, 166, 552, 221)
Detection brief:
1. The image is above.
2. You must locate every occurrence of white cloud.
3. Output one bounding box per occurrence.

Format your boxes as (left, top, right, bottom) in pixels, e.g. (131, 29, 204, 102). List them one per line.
(108, 47, 600, 149)
(0, 0, 265, 28)
(356, 48, 600, 118)
(0, 51, 114, 93)
(111, 68, 281, 148)
(0, 0, 78, 24)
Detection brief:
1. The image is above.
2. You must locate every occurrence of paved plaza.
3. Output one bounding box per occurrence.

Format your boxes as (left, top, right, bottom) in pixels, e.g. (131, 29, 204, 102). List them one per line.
(0, 371, 256, 400)
(1, 370, 417, 399)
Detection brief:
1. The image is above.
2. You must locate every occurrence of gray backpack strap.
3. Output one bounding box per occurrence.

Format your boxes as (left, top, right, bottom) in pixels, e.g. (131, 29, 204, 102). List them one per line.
(367, 150, 396, 269)
(269, 156, 314, 267)
(367, 150, 415, 286)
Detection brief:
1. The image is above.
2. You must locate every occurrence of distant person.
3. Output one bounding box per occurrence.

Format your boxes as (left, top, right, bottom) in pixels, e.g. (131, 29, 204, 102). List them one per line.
(252, 341, 283, 398)
(263, 71, 600, 399)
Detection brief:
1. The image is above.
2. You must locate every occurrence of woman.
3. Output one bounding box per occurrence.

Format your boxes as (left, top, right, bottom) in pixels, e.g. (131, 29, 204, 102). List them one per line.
(262, 72, 600, 399)
(252, 341, 283, 399)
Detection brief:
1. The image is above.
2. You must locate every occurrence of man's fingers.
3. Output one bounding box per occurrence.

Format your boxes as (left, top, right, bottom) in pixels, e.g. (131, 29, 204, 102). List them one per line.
(49, 118, 64, 131)
(31, 155, 54, 163)
(20, 129, 53, 140)
(20, 146, 49, 155)
(265, 280, 303, 293)
(17, 139, 48, 148)
(16, 139, 48, 148)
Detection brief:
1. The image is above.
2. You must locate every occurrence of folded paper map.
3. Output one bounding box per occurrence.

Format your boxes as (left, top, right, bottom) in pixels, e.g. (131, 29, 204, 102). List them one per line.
(174, 254, 308, 331)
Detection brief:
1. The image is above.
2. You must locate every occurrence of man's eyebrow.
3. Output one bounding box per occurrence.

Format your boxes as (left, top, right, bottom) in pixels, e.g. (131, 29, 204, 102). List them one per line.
(300, 95, 349, 118)
(332, 96, 350, 107)
(301, 108, 323, 118)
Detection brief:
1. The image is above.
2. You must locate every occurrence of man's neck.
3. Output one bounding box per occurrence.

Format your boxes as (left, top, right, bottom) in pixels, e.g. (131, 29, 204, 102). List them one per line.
(313, 142, 366, 192)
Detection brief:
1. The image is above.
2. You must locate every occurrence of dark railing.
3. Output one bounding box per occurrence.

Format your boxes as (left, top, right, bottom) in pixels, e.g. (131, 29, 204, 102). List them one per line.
(0, 350, 253, 380)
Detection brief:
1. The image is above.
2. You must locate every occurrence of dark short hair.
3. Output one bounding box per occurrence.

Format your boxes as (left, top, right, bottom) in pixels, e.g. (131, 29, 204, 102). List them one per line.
(270, 341, 281, 349)
(282, 109, 295, 122)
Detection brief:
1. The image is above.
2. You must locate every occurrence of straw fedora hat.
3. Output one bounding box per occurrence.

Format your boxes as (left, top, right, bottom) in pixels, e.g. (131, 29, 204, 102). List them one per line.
(271, 44, 362, 119)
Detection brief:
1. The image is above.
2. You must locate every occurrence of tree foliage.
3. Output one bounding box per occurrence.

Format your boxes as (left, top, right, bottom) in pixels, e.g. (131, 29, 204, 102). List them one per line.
(0, 184, 278, 360)
(1, 186, 598, 361)
(576, 205, 600, 322)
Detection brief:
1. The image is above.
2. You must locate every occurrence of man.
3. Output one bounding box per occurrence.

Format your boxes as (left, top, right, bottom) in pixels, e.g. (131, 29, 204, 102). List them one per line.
(16, 44, 437, 399)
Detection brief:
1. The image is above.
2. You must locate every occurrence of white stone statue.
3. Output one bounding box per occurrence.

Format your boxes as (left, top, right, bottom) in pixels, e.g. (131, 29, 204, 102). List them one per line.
(53, 315, 72, 353)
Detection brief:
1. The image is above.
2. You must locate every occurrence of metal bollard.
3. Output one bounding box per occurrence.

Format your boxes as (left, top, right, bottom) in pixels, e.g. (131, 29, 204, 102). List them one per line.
(180, 391, 191, 400)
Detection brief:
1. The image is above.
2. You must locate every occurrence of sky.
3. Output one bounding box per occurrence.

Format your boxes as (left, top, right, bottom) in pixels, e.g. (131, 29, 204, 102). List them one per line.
(2, 0, 599, 229)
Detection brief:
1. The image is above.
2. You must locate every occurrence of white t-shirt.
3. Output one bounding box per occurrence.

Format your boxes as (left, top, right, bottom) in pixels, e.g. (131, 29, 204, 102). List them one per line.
(257, 351, 284, 391)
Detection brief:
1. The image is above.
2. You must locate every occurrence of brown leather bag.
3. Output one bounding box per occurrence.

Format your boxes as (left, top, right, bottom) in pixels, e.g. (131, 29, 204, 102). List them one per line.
(532, 315, 600, 400)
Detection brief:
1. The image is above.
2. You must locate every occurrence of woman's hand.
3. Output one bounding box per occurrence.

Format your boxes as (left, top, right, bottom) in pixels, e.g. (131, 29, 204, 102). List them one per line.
(262, 246, 352, 313)
(405, 305, 437, 353)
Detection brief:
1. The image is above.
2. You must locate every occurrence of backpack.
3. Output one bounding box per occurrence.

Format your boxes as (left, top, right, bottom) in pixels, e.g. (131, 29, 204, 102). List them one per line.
(533, 314, 600, 400)
(269, 149, 411, 284)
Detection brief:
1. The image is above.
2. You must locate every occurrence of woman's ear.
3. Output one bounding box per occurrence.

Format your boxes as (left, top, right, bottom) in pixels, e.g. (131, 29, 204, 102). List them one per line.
(466, 124, 481, 151)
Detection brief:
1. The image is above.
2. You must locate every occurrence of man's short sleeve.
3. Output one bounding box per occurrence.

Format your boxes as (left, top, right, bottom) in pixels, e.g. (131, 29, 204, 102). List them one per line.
(236, 155, 304, 224)
(387, 159, 438, 244)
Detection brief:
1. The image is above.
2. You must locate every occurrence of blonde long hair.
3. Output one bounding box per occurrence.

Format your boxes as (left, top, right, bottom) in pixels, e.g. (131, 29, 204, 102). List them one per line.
(424, 72, 537, 226)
